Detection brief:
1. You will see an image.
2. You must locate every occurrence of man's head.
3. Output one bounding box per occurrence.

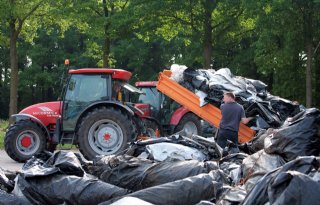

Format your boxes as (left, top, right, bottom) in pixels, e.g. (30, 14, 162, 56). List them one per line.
(223, 92, 236, 103)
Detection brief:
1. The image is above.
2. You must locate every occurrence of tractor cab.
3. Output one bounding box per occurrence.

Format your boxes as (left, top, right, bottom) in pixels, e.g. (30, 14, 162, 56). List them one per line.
(135, 81, 162, 120)
(135, 81, 184, 135)
(62, 68, 132, 132)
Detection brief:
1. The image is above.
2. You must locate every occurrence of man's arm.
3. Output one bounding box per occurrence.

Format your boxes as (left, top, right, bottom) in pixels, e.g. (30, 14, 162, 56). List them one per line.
(239, 104, 254, 124)
(241, 117, 254, 124)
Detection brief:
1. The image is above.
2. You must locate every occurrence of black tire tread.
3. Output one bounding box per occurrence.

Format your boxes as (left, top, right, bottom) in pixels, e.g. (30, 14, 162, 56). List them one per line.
(77, 107, 136, 160)
(4, 120, 46, 162)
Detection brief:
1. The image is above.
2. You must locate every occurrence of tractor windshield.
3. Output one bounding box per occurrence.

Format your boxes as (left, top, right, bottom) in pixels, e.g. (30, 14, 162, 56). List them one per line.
(137, 87, 161, 112)
(65, 74, 108, 103)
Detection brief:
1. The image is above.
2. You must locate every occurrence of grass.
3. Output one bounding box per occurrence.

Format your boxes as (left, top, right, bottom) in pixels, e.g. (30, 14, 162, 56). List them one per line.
(0, 120, 9, 149)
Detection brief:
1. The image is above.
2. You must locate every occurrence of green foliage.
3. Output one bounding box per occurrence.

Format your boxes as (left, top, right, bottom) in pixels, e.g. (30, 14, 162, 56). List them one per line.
(0, 120, 8, 149)
(0, 0, 319, 119)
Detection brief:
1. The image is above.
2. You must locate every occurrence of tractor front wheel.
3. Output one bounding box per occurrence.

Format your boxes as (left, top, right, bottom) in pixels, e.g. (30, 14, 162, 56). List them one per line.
(4, 120, 46, 162)
(77, 107, 135, 160)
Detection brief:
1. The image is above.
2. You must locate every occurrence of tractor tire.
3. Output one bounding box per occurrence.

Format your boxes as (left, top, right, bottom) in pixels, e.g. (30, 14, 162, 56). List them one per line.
(46, 143, 57, 153)
(174, 113, 202, 136)
(77, 107, 135, 160)
(4, 120, 46, 162)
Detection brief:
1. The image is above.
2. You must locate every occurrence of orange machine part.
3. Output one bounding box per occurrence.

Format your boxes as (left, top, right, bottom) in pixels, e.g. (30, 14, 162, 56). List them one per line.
(157, 70, 255, 143)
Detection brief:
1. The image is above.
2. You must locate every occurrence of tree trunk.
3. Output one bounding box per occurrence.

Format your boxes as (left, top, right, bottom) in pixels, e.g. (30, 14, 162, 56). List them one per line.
(202, 0, 214, 69)
(9, 20, 19, 121)
(304, 3, 313, 108)
(306, 43, 312, 107)
(103, 31, 111, 67)
(102, 0, 110, 68)
(314, 55, 320, 107)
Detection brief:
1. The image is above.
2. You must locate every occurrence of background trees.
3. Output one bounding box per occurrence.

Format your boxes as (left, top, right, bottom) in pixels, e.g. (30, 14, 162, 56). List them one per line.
(0, 0, 319, 119)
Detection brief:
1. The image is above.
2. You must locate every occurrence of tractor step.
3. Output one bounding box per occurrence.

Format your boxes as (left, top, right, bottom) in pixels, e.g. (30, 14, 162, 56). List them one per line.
(58, 133, 76, 150)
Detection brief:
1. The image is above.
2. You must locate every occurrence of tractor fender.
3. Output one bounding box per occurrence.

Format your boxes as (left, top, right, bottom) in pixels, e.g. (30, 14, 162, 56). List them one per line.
(126, 103, 144, 116)
(75, 101, 135, 130)
(11, 114, 51, 138)
(169, 107, 192, 126)
(123, 103, 163, 135)
(140, 116, 160, 126)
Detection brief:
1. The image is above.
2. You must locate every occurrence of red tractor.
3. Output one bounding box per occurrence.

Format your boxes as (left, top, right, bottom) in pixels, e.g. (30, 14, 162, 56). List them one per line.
(5, 68, 149, 162)
(134, 81, 202, 137)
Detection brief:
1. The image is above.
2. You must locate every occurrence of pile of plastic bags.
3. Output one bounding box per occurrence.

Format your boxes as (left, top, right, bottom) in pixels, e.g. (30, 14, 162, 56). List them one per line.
(170, 64, 302, 129)
(1, 108, 319, 205)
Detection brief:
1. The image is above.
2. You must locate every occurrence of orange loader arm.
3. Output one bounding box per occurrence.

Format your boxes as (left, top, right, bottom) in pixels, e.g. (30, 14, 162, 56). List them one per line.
(156, 70, 255, 143)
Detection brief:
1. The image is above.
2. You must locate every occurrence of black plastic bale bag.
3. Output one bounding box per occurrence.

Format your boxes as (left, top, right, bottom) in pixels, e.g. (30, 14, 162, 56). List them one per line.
(216, 186, 247, 205)
(0, 189, 32, 205)
(0, 168, 17, 181)
(241, 150, 285, 192)
(15, 174, 129, 205)
(264, 108, 320, 161)
(22, 151, 53, 170)
(189, 134, 223, 160)
(126, 135, 209, 159)
(88, 155, 154, 190)
(100, 172, 224, 205)
(0, 168, 15, 192)
(140, 160, 219, 190)
(183, 68, 202, 82)
(89, 155, 219, 191)
(241, 156, 319, 205)
(267, 170, 320, 205)
(14, 152, 128, 205)
(219, 153, 248, 185)
(207, 169, 231, 185)
(45, 150, 86, 177)
(242, 128, 275, 154)
(268, 96, 300, 121)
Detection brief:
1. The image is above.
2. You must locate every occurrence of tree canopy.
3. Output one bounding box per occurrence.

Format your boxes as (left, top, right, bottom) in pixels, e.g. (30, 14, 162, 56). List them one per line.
(0, 0, 319, 119)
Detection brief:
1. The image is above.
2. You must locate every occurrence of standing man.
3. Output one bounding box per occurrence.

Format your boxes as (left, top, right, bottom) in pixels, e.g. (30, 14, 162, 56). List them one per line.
(217, 92, 252, 148)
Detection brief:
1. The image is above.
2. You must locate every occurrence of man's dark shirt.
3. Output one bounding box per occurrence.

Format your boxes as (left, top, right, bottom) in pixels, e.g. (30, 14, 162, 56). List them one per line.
(219, 102, 245, 132)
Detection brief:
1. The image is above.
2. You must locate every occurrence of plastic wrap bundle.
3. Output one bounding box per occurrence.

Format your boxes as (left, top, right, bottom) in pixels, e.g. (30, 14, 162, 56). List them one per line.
(87, 154, 219, 191)
(170, 64, 187, 83)
(170, 65, 301, 129)
(241, 150, 285, 192)
(264, 108, 320, 161)
(125, 135, 212, 160)
(241, 156, 320, 205)
(100, 172, 225, 205)
(0, 167, 15, 192)
(13, 151, 128, 205)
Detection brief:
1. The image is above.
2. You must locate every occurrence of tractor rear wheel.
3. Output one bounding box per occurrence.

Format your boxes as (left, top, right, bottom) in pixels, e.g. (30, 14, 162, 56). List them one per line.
(174, 113, 202, 136)
(77, 107, 135, 160)
(4, 120, 46, 162)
